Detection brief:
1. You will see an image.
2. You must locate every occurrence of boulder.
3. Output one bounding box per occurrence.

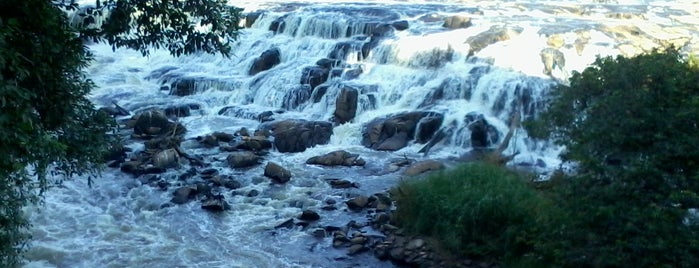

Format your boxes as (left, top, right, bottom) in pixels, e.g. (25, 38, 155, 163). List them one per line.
(467, 114, 499, 149)
(442, 15, 472, 29)
(152, 148, 179, 169)
(540, 47, 565, 76)
(234, 136, 273, 151)
(298, 210, 321, 221)
(244, 11, 263, 28)
(249, 48, 281, 75)
(346, 196, 369, 211)
(132, 110, 186, 137)
(392, 20, 409, 31)
(306, 150, 365, 167)
(282, 85, 312, 110)
(264, 162, 292, 183)
(361, 111, 443, 151)
(171, 186, 197, 204)
(258, 119, 333, 153)
(334, 86, 359, 124)
(402, 160, 445, 176)
(226, 151, 262, 168)
(466, 26, 523, 54)
(163, 104, 199, 117)
(300, 66, 329, 90)
(201, 194, 230, 211)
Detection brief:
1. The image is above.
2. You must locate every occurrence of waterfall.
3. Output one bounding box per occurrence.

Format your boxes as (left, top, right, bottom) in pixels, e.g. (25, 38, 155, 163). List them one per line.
(27, 0, 691, 267)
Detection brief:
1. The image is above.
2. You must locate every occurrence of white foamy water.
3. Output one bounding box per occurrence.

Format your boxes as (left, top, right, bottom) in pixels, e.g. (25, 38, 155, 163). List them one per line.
(25, 0, 699, 267)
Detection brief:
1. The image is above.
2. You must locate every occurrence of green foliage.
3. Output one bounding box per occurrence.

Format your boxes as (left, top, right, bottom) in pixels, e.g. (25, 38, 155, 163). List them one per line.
(528, 48, 699, 178)
(1, 0, 241, 266)
(393, 163, 560, 262)
(58, 0, 243, 56)
(525, 49, 699, 267)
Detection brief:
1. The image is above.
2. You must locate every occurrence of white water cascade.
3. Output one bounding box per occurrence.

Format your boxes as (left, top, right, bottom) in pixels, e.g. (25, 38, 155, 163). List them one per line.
(23, 0, 698, 267)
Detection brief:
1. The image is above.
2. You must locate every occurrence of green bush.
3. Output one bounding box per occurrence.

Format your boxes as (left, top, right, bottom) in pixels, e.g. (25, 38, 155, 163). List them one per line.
(393, 162, 560, 262)
(526, 48, 699, 267)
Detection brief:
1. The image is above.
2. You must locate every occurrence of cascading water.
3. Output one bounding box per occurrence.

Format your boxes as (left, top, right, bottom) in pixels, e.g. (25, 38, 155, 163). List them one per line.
(23, 0, 698, 267)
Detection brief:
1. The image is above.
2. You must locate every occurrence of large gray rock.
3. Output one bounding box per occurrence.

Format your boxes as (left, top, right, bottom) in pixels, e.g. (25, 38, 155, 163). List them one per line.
(402, 159, 445, 176)
(226, 151, 262, 168)
(249, 48, 281, 75)
(201, 195, 230, 211)
(334, 86, 359, 124)
(361, 112, 444, 151)
(466, 26, 523, 54)
(540, 47, 565, 76)
(442, 15, 472, 29)
(264, 162, 292, 183)
(132, 110, 186, 137)
(259, 119, 333, 153)
(306, 150, 365, 167)
(300, 66, 330, 90)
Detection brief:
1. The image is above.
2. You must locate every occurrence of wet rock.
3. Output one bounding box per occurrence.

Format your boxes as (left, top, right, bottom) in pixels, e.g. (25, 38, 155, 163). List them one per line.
(209, 175, 242, 189)
(247, 189, 260, 197)
(392, 20, 409, 31)
(164, 104, 195, 118)
(226, 151, 262, 168)
(300, 66, 329, 91)
(201, 194, 230, 211)
(362, 111, 443, 151)
(442, 15, 472, 29)
(249, 47, 281, 75)
(418, 13, 442, 23)
(171, 186, 197, 204)
(120, 160, 142, 175)
(275, 218, 295, 229)
(298, 210, 321, 221)
(133, 110, 185, 137)
(334, 86, 359, 124)
(269, 15, 289, 33)
(346, 196, 369, 211)
(316, 58, 342, 69)
(348, 244, 368, 255)
(196, 134, 219, 148)
(258, 119, 333, 153)
(153, 148, 179, 169)
(467, 114, 499, 149)
(311, 228, 327, 238)
(328, 41, 363, 61)
(306, 150, 365, 167)
(311, 84, 330, 103)
(326, 179, 358, 189)
(540, 47, 566, 76)
(98, 102, 130, 117)
(466, 25, 523, 54)
(234, 136, 273, 151)
(264, 162, 292, 183)
(403, 160, 445, 176)
(244, 11, 263, 28)
(282, 85, 312, 110)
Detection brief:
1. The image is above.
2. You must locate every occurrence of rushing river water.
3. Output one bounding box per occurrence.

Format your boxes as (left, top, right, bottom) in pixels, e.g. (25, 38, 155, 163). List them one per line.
(22, 0, 698, 267)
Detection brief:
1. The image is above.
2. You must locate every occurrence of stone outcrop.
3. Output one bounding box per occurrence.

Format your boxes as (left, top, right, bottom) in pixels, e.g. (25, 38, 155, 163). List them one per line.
(226, 151, 262, 168)
(442, 15, 472, 29)
(258, 119, 333, 153)
(466, 25, 523, 54)
(334, 86, 359, 124)
(249, 48, 281, 75)
(306, 150, 366, 167)
(361, 112, 444, 151)
(264, 162, 292, 183)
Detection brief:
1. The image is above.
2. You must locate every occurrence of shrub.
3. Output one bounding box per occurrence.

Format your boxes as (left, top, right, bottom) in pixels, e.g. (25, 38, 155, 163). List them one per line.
(526, 48, 699, 267)
(393, 162, 560, 262)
